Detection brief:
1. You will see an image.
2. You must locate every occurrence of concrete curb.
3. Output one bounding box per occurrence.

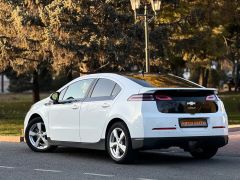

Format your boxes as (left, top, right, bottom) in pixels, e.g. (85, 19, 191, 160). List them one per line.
(0, 125, 239, 143)
(229, 125, 240, 132)
(0, 136, 24, 143)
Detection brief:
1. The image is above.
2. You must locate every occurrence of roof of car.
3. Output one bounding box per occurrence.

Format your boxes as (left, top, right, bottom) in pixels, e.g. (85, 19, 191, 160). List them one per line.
(58, 73, 202, 92)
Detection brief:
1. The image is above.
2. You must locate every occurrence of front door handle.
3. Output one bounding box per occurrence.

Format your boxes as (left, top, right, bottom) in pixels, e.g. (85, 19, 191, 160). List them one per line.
(72, 104, 79, 109)
(102, 103, 110, 108)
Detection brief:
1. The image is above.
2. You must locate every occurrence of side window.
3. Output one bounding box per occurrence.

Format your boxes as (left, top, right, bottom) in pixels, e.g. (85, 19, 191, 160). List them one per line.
(62, 79, 94, 101)
(59, 88, 67, 101)
(91, 78, 116, 98)
(111, 84, 121, 97)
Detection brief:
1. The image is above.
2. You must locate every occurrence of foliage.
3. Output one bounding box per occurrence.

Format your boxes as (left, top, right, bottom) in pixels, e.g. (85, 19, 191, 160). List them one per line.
(0, 0, 239, 90)
(5, 69, 32, 92)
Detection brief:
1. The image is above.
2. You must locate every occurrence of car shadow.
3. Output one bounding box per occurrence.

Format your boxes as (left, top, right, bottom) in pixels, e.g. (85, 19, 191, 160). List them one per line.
(52, 147, 220, 165)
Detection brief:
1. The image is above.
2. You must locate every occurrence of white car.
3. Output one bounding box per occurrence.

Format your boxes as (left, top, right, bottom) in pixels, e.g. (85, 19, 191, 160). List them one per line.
(24, 73, 228, 163)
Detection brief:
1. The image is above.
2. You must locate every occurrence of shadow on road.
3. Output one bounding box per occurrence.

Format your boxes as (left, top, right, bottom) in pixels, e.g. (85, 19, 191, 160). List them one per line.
(51, 147, 220, 165)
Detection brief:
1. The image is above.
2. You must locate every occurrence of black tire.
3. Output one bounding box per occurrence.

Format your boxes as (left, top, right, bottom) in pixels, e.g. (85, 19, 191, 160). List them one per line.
(25, 117, 57, 152)
(106, 122, 135, 164)
(189, 146, 218, 159)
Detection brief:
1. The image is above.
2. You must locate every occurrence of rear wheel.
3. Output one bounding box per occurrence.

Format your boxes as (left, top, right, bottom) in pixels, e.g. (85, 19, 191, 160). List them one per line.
(106, 122, 134, 164)
(25, 117, 57, 152)
(189, 146, 218, 159)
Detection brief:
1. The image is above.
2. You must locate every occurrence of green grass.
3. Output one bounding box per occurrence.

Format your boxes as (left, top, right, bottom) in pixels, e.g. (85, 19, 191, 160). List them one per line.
(219, 93, 240, 124)
(0, 119, 23, 136)
(0, 92, 239, 136)
(0, 93, 48, 136)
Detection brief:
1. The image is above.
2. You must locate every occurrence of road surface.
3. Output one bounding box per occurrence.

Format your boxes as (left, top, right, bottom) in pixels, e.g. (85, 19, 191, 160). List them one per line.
(0, 132, 239, 180)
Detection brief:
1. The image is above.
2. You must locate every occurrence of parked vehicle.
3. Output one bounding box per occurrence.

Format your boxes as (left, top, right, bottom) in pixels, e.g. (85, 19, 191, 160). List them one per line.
(24, 73, 228, 163)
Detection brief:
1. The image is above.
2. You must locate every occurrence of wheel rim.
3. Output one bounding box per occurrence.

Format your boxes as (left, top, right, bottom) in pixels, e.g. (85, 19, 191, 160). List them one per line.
(29, 122, 49, 150)
(109, 128, 127, 159)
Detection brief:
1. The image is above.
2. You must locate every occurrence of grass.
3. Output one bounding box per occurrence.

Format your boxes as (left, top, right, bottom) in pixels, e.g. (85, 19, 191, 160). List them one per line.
(0, 120, 23, 136)
(0, 91, 239, 136)
(0, 93, 48, 136)
(219, 93, 240, 124)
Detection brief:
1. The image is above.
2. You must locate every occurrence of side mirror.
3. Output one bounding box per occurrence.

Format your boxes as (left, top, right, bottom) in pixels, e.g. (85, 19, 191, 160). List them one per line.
(50, 92, 60, 103)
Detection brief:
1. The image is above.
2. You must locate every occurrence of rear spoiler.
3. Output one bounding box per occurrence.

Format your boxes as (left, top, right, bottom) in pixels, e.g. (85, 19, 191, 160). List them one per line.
(139, 88, 218, 95)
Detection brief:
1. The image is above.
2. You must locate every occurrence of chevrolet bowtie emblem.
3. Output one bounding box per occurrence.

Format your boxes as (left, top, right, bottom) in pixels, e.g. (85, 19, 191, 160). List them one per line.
(187, 102, 196, 106)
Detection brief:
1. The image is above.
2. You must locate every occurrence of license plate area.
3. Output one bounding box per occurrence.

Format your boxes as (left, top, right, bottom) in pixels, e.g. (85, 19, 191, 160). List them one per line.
(179, 118, 208, 128)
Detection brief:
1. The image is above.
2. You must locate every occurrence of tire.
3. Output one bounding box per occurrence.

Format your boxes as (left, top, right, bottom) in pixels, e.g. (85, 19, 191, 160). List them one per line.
(189, 146, 218, 159)
(106, 122, 134, 164)
(25, 117, 57, 152)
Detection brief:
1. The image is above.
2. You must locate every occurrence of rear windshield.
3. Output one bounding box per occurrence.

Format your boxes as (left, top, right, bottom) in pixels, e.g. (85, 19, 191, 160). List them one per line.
(126, 74, 201, 88)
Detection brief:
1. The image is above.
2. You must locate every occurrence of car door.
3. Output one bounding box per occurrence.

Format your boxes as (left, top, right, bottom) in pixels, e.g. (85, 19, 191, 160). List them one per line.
(48, 78, 95, 142)
(80, 78, 121, 143)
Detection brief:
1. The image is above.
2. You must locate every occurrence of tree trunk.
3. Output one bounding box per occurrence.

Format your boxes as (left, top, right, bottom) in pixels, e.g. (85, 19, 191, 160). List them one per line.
(1, 73, 4, 93)
(203, 69, 209, 87)
(67, 68, 73, 82)
(199, 67, 205, 86)
(235, 62, 239, 92)
(32, 70, 40, 103)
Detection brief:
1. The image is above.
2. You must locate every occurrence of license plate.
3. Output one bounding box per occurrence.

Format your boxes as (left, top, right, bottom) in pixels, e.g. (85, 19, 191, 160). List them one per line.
(179, 118, 208, 128)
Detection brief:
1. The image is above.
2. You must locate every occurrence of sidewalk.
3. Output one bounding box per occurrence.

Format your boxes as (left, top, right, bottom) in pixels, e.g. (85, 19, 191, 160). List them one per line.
(0, 125, 239, 143)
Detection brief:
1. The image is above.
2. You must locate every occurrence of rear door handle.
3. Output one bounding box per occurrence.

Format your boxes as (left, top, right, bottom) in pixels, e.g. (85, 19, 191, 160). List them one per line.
(72, 104, 79, 109)
(102, 103, 110, 108)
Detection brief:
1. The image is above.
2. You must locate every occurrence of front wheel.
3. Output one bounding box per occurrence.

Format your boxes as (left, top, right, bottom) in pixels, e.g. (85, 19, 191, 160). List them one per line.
(189, 146, 218, 159)
(25, 117, 57, 152)
(106, 122, 134, 164)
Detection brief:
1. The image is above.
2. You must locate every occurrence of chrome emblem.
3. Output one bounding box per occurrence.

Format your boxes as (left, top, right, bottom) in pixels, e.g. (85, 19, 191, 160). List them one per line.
(187, 102, 196, 106)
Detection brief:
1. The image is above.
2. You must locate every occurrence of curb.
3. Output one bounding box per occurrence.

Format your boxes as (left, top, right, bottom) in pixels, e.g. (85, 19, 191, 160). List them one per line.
(0, 125, 239, 143)
(0, 136, 24, 143)
(229, 125, 240, 132)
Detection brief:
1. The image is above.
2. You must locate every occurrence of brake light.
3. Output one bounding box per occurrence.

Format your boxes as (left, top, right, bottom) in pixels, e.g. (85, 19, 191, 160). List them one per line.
(128, 94, 173, 101)
(206, 95, 216, 101)
(128, 94, 155, 101)
(155, 95, 172, 101)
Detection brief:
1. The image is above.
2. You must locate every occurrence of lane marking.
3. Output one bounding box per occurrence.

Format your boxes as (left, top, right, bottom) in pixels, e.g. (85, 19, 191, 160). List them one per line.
(84, 172, 114, 177)
(0, 166, 15, 169)
(34, 169, 62, 173)
(137, 178, 157, 180)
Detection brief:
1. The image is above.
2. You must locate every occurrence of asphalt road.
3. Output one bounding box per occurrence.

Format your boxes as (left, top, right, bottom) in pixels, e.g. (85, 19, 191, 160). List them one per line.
(0, 132, 240, 180)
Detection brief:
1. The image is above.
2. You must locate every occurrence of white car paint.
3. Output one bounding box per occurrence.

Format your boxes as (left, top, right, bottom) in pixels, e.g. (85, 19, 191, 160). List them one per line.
(24, 73, 228, 148)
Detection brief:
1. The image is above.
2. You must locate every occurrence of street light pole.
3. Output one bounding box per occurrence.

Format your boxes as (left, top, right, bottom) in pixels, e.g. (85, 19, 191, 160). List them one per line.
(144, 4, 150, 73)
(130, 0, 161, 74)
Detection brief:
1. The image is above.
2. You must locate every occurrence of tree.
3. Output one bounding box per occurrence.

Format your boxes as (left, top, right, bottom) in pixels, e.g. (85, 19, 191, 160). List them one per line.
(221, 0, 240, 91)
(0, 0, 239, 95)
(0, 0, 52, 102)
(154, 0, 227, 86)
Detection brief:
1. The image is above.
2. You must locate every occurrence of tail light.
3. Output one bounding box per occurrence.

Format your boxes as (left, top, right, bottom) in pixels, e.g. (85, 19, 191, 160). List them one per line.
(128, 94, 172, 101)
(206, 95, 216, 101)
(128, 94, 155, 101)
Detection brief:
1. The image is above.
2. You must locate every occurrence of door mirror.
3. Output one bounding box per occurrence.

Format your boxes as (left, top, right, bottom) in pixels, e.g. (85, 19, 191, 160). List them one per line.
(50, 92, 60, 103)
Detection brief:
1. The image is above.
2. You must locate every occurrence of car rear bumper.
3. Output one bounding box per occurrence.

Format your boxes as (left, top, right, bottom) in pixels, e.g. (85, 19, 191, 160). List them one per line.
(132, 135, 228, 150)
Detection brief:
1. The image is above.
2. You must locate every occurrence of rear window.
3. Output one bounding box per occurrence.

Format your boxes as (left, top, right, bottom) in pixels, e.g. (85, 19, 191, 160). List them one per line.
(126, 74, 201, 88)
(127, 77, 154, 87)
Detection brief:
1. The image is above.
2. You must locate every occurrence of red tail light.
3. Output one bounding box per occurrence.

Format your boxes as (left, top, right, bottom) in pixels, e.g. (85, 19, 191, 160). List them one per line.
(206, 95, 216, 101)
(128, 94, 173, 101)
(155, 95, 172, 101)
(128, 94, 155, 101)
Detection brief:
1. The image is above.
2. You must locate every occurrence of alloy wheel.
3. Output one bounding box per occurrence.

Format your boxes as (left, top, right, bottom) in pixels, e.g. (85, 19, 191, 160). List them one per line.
(109, 128, 127, 159)
(29, 122, 48, 150)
